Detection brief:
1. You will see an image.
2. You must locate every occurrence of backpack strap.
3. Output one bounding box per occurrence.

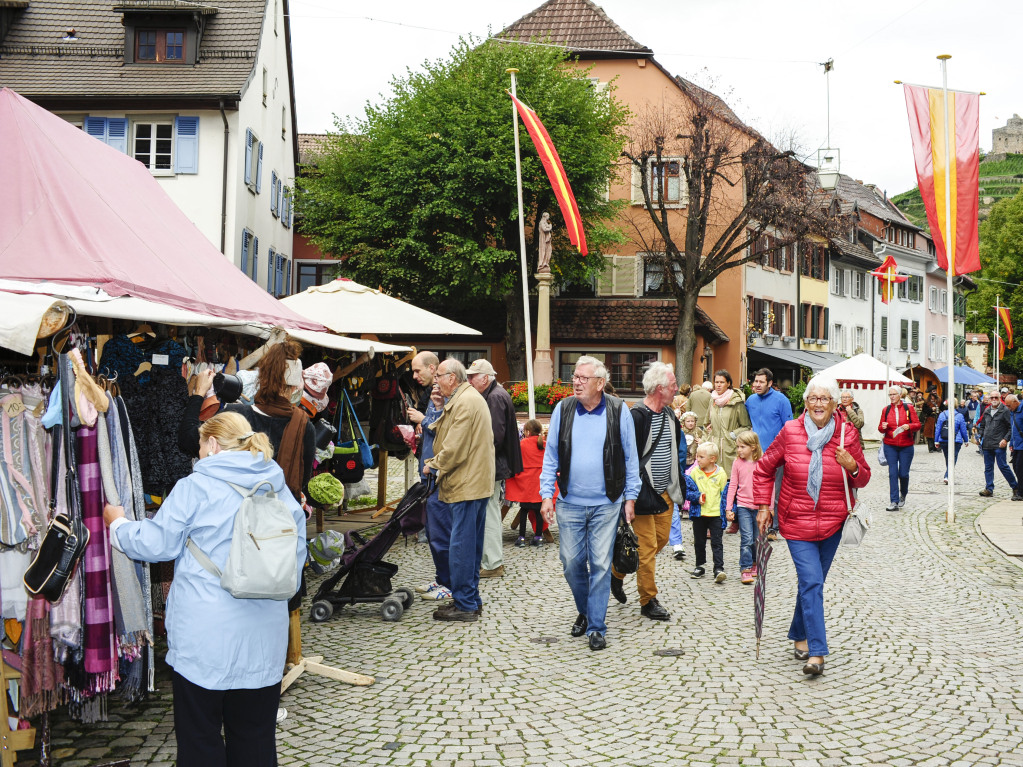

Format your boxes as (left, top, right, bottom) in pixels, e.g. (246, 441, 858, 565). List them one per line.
(186, 538, 223, 578)
(226, 480, 276, 498)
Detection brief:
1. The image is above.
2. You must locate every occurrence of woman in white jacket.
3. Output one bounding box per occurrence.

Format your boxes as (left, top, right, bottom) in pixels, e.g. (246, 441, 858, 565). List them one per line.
(104, 412, 305, 767)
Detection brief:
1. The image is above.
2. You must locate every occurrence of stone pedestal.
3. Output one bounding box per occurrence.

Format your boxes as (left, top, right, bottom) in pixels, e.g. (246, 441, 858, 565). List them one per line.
(533, 271, 554, 385)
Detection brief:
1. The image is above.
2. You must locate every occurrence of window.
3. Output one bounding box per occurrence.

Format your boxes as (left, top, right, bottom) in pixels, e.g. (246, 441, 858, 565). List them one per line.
(929, 334, 937, 359)
(245, 129, 264, 193)
(83, 117, 128, 153)
(135, 29, 185, 63)
(281, 187, 292, 228)
(282, 106, 287, 140)
(262, 67, 268, 106)
(267, 248, 276, 293)
(275, 253, 286, 297)
(855, 326, 865, 354)
(881, 316, 888, 350)
(251, 236, 259, 282)
(294, 260, 338, 293)
(650, 160, 682, 205)
(270, 172, 279, 216)
(133, 121, 173, 172)
(799, 243, 826, 280)
(940, 289, 948, 314)
(940, 336, 948, 359)
(599, 255, 638, 297)
(830, 268, 847, 296)
(558, 351, 658, 394)
(644, 257, 681, 296)
(852, 270, 865, 299)
(240, 229, 251, 275)
(437, 349, 490, 366)
(900, 319, 909, 351)
(929, 286, 938, 311)
(832, 323, 844, 354)
(912, 320, 920, 351)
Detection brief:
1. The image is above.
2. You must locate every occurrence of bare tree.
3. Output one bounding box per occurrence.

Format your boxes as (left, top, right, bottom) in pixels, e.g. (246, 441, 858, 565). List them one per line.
(621, 78, 844, 383)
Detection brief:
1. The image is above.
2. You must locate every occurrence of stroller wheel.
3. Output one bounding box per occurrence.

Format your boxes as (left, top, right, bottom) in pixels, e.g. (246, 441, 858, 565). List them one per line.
(380, 597, 404, 622)
(394, 587, 415, 610)
(309, 600, 334, 623)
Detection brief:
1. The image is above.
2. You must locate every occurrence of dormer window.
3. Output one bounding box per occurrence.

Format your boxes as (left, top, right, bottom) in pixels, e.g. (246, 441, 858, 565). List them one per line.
(136, 28, 185, 62)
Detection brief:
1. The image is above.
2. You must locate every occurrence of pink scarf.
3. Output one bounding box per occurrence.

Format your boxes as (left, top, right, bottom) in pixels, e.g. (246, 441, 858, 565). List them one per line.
(712, 389, 733, 408)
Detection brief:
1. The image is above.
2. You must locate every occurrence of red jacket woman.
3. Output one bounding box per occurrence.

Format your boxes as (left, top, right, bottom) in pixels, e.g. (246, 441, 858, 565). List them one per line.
(753, 413, 870, 542)
(877, 397, 921, 447)
(505, 424, 552, 543)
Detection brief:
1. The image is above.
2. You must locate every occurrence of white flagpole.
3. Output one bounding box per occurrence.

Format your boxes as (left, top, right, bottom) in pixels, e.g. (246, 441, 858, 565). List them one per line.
(939, 55, 956, 523)
(996, 295, 1001, 385)
(508, 69, 536, 420)
(887, 265, 894, 394)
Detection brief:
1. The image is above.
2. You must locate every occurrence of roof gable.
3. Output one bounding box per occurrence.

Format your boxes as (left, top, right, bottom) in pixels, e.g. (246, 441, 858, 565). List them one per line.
(500, 0, 651, 57)
(0, 0, 267, 101)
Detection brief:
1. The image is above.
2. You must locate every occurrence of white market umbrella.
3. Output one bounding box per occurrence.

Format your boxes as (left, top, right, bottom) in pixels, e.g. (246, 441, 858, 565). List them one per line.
(281, 278, 481, 336)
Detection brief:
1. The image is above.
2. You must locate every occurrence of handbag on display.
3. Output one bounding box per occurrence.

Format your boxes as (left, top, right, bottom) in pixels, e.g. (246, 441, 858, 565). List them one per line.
(311, 417, 337, 451)
(330, 443, 364, 484)
(612, 513, 639, 575)
(840, 424, 872, 546)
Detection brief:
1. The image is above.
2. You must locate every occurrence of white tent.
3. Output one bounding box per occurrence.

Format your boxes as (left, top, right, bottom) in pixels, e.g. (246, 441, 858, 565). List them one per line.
(817, 353, 915, 441)
(281, 278, 481, 336)
(0, 292, 68, 355)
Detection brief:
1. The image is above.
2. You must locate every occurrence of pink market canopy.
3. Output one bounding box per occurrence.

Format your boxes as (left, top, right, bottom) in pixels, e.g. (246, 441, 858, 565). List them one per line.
(0, 88, 324, 331)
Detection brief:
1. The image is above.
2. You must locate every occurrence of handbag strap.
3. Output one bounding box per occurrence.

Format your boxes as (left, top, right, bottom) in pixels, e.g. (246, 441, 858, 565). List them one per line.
(343, 388, 369, 444)
(640, 407, 668, 466)
(840, 422, 854, 511)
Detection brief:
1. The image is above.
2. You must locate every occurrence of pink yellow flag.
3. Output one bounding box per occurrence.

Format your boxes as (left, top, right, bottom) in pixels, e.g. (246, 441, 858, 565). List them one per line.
(870, 255, 909, 305)
(998, 306, 1013, 349)
(508, 93, 588, 256)
(997, 335, 1006, 361)
(902, 84, 980, 275)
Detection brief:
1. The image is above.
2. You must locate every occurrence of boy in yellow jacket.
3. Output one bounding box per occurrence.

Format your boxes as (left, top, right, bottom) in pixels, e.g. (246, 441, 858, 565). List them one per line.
(687, 442, 728, 582)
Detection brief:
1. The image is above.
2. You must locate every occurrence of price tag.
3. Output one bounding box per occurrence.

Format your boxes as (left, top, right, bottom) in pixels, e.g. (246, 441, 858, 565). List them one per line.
(152, 354, 170, 366)
(2, 398, 26, 418)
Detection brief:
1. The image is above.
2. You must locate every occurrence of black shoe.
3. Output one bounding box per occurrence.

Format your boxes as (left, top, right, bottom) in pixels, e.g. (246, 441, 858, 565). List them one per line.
(1013, 493, 1023, 502)
(802, 658, 825, 676)
(610, 575, 627, 604)
(640, 598, 670, 621)
(979, 489, 993, 497)
(690, 566, 706, 579)
(571, 613, 587, 637)
(794, 648, 810, 661)
(588, 633, 607, 651)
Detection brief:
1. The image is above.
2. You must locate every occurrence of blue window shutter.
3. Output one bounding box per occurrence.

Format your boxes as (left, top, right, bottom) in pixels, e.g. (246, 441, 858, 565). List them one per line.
(84, 117, 107, 142)
(282, 188, 290, 229)
(244, 129, 253, 185)
(174, 116, 199, 174)
(256, 142, 264, 193)
(253, 236, 259, 282)
(267, 247, 274, 293)
(106, 118, 128, 153)
(240, 231, 249, 274)
(276, 253, 284, 296)
(285, 258, 291, 296)
(270, 172, 278, 215)
(277, 179, 284, 216)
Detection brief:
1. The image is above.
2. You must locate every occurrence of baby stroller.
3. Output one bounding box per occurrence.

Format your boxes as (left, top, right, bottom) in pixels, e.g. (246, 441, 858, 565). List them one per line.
(308, 476, 431, 623)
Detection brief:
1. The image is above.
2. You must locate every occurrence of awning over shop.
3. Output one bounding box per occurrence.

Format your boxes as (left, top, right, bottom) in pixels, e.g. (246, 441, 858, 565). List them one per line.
(933, 365, 996, 386)
(282, 278, 480, 336)
(0, 87, 324, 331)
(747, 346, 849, 373)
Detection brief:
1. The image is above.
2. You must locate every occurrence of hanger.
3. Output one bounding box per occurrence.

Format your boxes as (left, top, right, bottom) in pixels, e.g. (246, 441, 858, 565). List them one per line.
(50, 306, 78, 356)
(135, 361, 153, 377)
(128, 323, 155, 340)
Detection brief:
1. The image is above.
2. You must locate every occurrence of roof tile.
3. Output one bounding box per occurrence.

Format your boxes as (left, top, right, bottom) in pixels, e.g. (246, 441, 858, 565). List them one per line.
(551, 298, 729, 344)
(499, 0, 651, 55)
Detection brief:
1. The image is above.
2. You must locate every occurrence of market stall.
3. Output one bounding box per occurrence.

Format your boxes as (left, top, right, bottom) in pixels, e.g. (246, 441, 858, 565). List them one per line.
(817, 353, 915, 440)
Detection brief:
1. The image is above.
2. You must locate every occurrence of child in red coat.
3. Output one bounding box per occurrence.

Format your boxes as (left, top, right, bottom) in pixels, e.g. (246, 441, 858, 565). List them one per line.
(505, 419, 551, 547)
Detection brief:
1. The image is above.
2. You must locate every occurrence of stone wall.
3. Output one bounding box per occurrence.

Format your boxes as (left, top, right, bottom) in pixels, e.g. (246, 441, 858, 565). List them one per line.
(992, 114, 1023, 154)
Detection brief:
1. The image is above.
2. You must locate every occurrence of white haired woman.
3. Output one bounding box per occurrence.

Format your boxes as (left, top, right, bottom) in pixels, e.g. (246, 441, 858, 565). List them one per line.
(753, 376, 870, 676)
(877, 384, 921, 511)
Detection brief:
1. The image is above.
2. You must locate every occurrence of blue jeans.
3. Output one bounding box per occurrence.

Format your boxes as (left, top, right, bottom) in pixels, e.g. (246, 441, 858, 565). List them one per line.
(787, 529, 843, 656)
(983, 448, 1017, 493)
(939, 442, 962, 479)
(734, 506, 757, 570)
(669, 505, 684, 547)
(425, 491, 451, 588)
(446, 497, 488, 612)
(883, 443, 914, 504)
(555, 501, 620, 637)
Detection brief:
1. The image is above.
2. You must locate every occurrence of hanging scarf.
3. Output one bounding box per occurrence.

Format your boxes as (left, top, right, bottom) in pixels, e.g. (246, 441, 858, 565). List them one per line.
(712, 388, 733, 408)
(255, 394, 307, 497)
(77, 426, 118, 692)
(804, 414, 836, 506)
(20, 596, 62, 717)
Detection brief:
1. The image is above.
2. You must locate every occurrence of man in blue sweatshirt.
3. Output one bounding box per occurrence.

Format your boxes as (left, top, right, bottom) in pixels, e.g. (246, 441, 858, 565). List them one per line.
(746, 368, 792, 538)
(540, 356, 640, 651)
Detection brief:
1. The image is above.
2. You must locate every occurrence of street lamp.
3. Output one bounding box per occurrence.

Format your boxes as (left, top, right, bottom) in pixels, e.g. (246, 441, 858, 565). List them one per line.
(817, 148, 841, 190)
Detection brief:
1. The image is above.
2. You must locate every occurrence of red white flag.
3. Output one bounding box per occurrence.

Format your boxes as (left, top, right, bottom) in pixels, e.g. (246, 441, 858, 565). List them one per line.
(998, 306, 1013, 349)
(870, 255, 909, 305)
(997, 335, 1006, 361)
(508, 93, 587, 256)
(902, 84, 980, 275)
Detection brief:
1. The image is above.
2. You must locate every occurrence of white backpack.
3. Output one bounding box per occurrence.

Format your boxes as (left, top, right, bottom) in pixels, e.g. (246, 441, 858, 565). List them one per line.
(186, 480, 300, 600)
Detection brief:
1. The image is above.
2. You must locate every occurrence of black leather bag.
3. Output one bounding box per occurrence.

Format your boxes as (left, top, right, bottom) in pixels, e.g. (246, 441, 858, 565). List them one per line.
(612, 515, 639, 575)
(311, 417, 337, 451)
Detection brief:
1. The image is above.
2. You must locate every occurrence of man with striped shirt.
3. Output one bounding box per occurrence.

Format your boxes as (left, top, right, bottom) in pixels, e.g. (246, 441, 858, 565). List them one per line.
(610, 362, 686, 621)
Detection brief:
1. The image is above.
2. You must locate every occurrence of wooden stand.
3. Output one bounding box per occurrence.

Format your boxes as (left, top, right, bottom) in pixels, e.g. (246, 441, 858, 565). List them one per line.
(0, 661, 36, 766)
(280, 611, 374, 695)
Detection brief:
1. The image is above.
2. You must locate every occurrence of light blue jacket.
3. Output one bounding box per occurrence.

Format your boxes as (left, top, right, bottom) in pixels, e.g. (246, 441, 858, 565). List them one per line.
(112, 450, 305, 690)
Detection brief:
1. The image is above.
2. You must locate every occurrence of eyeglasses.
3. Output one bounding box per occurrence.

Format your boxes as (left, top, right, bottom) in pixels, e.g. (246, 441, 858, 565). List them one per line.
(806, 396, 833, 404)
(572, 374, 601, 383)
(436, 371, 456, 380)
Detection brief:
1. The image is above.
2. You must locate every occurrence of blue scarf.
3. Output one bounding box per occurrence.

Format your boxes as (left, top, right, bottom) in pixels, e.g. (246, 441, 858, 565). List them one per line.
(804, 414, 836, 505)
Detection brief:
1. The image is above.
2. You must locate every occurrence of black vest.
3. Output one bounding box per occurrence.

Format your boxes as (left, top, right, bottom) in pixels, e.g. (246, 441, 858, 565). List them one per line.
(556, 395, 627, 502)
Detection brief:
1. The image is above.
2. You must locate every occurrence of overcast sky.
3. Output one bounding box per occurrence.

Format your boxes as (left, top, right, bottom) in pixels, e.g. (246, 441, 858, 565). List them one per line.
(289, 0, 1021, 197)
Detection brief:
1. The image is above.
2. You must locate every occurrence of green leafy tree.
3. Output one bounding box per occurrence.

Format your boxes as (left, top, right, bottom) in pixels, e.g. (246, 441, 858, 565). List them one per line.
(298, 38, 630, 377)
(966, 188, 1023, 375)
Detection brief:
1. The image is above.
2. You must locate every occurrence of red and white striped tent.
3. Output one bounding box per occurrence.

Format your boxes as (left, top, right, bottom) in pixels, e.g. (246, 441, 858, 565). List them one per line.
(818, 353, 914, 441)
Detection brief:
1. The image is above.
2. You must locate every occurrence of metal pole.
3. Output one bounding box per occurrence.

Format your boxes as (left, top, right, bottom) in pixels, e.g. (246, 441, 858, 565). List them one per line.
(939, 54, 955, 523)
(887, 265, 893, 394)
(996, 294, 1001, 385)
(508, 68, 536, 420)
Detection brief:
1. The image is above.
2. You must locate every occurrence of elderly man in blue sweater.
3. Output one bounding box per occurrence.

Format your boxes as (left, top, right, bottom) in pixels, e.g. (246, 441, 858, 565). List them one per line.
(540, 356, 640, 651)
(746, 368, 792, 538)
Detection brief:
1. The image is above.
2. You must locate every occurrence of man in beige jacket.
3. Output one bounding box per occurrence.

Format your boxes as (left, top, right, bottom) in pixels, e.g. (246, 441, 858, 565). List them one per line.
(424, 358, 495, 622)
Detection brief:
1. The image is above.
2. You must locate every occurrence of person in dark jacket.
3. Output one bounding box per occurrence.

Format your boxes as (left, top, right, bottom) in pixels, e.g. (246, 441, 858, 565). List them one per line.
(467, 359, 522, 579)
(934, 398, 970, 484)
(755, 375, 870, 677)
(878, 386, 922, 512)
(977, 391, 1018, 498)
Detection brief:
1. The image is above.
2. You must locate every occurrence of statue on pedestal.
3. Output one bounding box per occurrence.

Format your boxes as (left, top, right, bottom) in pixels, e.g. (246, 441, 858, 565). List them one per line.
(537, 211, 553, 273)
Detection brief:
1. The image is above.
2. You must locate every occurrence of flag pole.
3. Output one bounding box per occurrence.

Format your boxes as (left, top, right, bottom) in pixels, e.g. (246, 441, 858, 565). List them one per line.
(887, 264, 894, 394)
(996, 294, 1001, 385)
(508, 68, 536, 420)
(939, 54, 955, 523)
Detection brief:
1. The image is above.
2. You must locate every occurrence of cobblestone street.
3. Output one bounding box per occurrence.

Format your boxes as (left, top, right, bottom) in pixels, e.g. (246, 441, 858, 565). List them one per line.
(35, 445, 1023, 766)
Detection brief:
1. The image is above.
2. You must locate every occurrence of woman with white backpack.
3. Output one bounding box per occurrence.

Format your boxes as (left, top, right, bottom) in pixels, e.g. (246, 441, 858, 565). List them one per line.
(103, 411, 305, 767)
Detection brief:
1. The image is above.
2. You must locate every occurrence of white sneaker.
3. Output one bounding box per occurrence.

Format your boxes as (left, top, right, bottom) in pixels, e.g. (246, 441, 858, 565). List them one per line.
(276, 707, 288, 724)
(420, 586, 453, 601)
(672, 544, 686, 561)
(415, 580, 438, 594)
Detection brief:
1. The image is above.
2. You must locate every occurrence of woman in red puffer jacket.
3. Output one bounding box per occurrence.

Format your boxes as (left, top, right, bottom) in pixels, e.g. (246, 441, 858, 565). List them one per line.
(753, 375, 870, 678)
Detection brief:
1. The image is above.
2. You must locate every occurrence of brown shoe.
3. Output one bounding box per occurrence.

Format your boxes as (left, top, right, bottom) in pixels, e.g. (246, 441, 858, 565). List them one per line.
(725, 521, 739, 534)
(479, 565, 505, 578)
(433, 606, 478, 622)
(542, 529, 555, 544)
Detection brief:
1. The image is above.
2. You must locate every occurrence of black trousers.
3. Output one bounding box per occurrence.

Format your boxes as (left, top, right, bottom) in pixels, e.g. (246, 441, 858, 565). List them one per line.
(172, 670, 280, 767)
(691, 516, 724, 572)
(1013, 448, 1023, 493)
